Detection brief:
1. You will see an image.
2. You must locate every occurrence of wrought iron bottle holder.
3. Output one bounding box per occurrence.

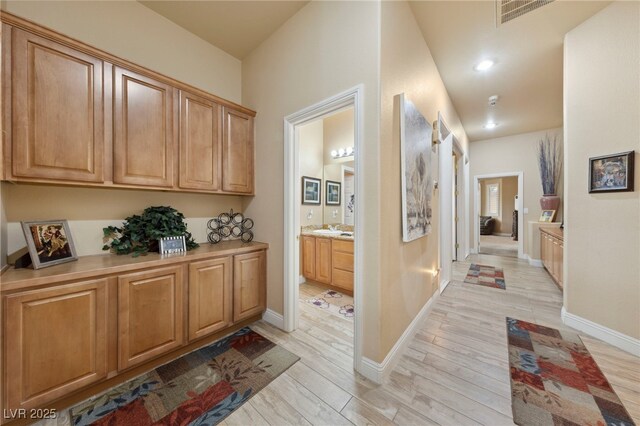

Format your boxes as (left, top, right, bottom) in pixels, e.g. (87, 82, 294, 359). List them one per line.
(207, 209, 254, 244)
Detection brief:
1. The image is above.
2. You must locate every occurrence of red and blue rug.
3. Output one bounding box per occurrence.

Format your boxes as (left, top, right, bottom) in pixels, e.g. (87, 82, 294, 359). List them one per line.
(507, 318, 635, 425)
(464, 263, 506, 289)
(70, 327, 298, 425)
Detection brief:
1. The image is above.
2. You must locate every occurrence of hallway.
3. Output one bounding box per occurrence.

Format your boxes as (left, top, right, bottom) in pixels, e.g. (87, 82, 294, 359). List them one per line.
(240, 254, 639, 425)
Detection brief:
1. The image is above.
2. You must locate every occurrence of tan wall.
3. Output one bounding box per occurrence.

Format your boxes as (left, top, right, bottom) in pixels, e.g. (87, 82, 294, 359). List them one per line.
(379, 1, 468, 359)
(469, 127, 563, 257)
(241, 1, 382, 359)
(501, 176, 518, 234)
(0, 1, 244, 261)
(299, 120, 324, 227)
(564, 1, 640, 339)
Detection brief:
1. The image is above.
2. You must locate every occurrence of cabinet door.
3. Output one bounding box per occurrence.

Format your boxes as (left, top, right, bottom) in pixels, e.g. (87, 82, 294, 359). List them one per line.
(222, 107, 254, 194)
(315, 238, 332, 285)
(11, 29, 105, 182)
(233, 251, 266, 322)
(188, 257, 231, 341)
(118, 266, 184, 370)
(301, 236, 316, 280)
(557, 240, 564, 289)
(5, 279, 108, 410)
(552, 238, 561, 283)
(114, 67, 175, 187)
(179, 91, 221, 191)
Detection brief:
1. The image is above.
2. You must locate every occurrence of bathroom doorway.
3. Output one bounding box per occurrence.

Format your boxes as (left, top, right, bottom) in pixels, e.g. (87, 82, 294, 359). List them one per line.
(283, 86, 364, 373)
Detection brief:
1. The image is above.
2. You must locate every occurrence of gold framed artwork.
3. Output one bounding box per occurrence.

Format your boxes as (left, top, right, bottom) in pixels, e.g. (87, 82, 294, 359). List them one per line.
(539, 210, 557, 223)
(21, 220, 78, 269)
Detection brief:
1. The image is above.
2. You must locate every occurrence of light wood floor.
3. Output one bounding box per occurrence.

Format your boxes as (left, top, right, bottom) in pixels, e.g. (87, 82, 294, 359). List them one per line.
(226, 254, 639, 426)
(38, 255, 639, 426)
(479, 235, 518, 258)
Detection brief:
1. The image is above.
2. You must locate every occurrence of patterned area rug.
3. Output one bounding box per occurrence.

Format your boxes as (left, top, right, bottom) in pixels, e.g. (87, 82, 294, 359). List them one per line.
(464, 263, 506, 289)
(70, 327, 299, 426)
(507, 318, 635, 426)
(305, 289, 354, 320)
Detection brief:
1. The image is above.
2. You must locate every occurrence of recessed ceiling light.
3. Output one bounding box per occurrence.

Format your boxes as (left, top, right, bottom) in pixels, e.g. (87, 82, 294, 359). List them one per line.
(483, 121, 498, 129)
(474, 59, 494, 71)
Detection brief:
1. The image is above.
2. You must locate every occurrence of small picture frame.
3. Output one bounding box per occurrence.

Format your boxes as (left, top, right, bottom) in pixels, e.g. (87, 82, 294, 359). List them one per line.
(21, 220, 78, 269)
(159, 236, 186, 254)
(326, 180, 341, 205)
(302, 176, 321, 205)
(589, 151, 635, 193)
(539, 210, 557, 222)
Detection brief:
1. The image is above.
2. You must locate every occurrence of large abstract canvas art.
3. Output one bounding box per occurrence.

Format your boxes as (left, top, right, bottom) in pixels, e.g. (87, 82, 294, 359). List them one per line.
(399, 93, 433, 242)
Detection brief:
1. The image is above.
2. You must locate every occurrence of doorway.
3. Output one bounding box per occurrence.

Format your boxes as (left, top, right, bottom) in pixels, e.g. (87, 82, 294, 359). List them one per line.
(283, 86, 364, 373)
(473, 172, 524, 259)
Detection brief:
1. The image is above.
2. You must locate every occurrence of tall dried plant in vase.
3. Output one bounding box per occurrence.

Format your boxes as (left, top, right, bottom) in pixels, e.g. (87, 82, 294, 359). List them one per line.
(537, 134, 563, 212)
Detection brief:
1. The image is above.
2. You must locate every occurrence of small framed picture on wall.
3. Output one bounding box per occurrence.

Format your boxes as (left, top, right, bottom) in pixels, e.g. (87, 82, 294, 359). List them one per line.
(588, 151, 635, 193)
(302, 176, 321, 205)
(326, 181, 341, 205)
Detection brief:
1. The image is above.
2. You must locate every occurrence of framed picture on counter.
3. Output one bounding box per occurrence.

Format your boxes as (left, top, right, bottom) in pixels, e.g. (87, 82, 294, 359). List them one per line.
(539, 210, 556, 223)
(21, 220, 78, 269)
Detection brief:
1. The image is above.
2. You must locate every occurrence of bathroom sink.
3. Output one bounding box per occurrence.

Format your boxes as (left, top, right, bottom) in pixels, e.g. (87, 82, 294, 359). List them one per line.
(312, 229, 343, 236)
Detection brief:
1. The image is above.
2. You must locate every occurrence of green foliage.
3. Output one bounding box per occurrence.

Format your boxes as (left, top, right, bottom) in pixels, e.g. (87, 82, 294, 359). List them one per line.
(102, 206, 199, 257)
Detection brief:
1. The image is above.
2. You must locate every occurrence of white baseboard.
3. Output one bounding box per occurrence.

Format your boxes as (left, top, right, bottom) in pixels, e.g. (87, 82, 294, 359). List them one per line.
(439, 279, 450, 294)
(262, 308, 285, 330)
(358, 291, 440, 384)
(470, 248, 478, 254)
(299, 275, 306, 285)
(561, 307, 640, 356)
(525, 254, 543, 267)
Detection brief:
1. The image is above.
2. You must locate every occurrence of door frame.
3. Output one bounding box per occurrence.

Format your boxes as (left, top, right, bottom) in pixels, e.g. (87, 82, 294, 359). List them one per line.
(473, 172, 525, 259)
(283, 85, 364, 372)
(341, 165, 354, 225)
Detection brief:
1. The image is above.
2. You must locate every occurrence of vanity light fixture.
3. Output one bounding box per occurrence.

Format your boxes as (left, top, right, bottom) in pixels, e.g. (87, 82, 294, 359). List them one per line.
(331, 146, 355, 159)
(474, 59, 494, 71)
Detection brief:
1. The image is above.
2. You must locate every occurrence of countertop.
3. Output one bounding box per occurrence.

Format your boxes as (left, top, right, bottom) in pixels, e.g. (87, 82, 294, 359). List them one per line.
(540, 227, 564, 240)
(300, 230, 354, 241)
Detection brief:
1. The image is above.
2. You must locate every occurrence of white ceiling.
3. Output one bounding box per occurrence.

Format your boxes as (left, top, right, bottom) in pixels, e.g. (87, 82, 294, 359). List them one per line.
(139, 1, 309, 59)
(409, 0, 611, 141)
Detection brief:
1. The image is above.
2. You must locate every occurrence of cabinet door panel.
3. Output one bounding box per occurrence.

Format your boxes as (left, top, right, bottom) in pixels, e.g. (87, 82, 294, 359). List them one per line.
(332, 269, 354, 291)
(233, 251, 266, 322)
(301, 236, 316, 280)
(118, 266, 184, 370)
(188, 257, 231, 341)
(12, 29, 105, 182)
(179, 91, 221, 191)
(222, 107, 254, 194)
(114, 67, 174, 187)
(5, 279, 108, 409)
(315, 238, 332, 285)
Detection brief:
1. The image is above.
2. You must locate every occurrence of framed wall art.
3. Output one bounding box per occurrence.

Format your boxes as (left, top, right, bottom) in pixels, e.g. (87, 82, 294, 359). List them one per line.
(539, 210, 557, 223)
(302, 176, 321, 205)
(21, 220, 78, 269)
(326, 180, 341, 205)
(588, 151, 635, 193)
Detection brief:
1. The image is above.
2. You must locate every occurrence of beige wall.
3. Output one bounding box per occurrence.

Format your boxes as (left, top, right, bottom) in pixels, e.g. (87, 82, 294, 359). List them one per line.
(379, 1, 468, 359)
(564, 1, 640, 339)
(299, 120, 324, 227)
(241, 1, 382, 359)
(1, 1, 241, 102)
(470, 127, 563, 257)
(0, 1, 244, 261)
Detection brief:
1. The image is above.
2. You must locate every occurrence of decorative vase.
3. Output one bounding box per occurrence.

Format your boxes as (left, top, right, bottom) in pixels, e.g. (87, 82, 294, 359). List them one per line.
(540, 194, 560, 212)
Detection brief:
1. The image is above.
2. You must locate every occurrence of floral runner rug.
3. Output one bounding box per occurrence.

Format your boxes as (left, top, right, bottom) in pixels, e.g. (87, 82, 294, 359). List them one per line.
(70, 327, 299, 426)
(507, 317, 635, 425)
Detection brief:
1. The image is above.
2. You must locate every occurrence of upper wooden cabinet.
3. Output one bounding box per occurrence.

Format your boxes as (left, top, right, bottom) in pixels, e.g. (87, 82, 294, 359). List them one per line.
(179, 91, 221, 191)
(1, 14, 256, 195)
(4, 278, 108, 410)
(113, 67, 175, 188)
(222, 107, 254, 194)
(10, 28, 106, 183)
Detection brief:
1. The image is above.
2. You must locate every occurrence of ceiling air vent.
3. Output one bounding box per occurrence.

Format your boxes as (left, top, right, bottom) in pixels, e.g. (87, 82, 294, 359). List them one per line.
(497, 0, 555, 25)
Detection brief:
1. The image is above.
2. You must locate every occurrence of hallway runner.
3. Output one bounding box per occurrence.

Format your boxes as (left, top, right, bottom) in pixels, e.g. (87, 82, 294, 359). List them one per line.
(463, 263, 506, 289)
(70, 327, 299, 426)
(507, 318, 635, 426)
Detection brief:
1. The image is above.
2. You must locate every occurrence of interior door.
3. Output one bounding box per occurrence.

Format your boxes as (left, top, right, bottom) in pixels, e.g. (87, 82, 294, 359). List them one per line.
(439, 134, 454, 290)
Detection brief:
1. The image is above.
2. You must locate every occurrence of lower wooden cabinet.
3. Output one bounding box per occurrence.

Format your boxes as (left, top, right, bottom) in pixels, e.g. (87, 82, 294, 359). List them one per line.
(118, 265, 185, 370)
(4, 279, 108, 410)
(301, 236, 316, 280)
(188, 257, 232, 341)
(301, 235, 354, 292)
(1, 244, 267, 413)
(540, 228, 564, 289)
(315, 238, 332, 285)
(233, 251, 266, 322)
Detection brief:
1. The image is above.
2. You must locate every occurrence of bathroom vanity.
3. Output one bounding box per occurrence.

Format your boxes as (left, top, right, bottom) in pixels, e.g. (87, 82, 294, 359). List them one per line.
(300, 229, 354, 294)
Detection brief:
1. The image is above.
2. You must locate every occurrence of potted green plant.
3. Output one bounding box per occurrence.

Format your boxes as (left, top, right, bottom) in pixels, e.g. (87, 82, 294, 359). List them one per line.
(102, 206, 198, 257)
(537, 134, 563, 211)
